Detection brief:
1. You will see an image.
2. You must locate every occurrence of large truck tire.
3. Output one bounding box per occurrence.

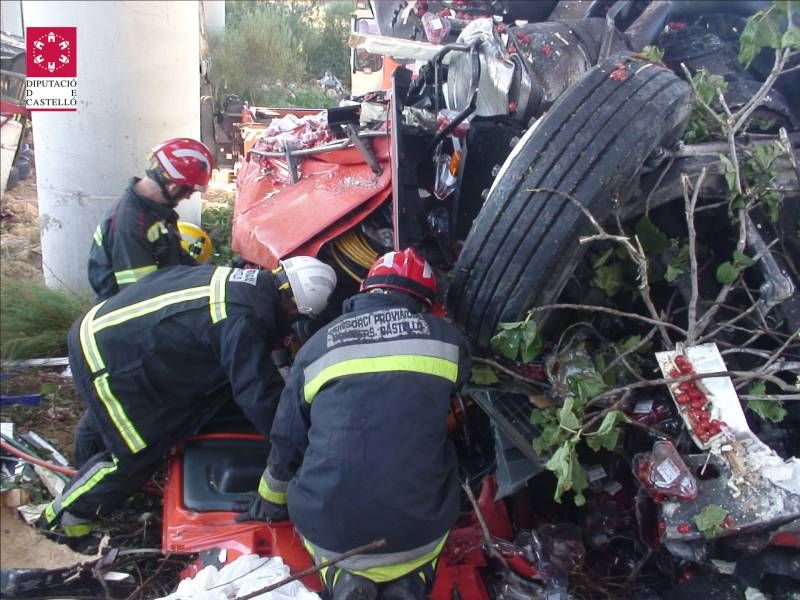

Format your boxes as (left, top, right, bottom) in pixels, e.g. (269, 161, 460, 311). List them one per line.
(448, 57, 693, 348)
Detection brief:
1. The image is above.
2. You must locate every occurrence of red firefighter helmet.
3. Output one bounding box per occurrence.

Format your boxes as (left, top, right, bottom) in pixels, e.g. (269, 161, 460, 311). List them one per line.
(146, 138, 215, 193)
(360, 248, 437, 305)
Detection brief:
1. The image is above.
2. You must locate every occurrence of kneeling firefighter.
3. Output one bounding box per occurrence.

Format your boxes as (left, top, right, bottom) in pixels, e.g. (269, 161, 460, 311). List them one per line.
(41, 259, 336, 542)
(237, 248, 471, 600)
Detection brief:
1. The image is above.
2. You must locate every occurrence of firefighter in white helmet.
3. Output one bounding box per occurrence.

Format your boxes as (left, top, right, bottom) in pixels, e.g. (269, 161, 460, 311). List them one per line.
(41, 259, 336, 543)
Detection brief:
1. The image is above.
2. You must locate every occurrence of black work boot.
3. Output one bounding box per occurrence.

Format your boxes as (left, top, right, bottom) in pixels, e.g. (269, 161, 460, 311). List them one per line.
(332, 571, 379, 600)
(37, 510, 99, 554)
(379, 572, 427, 600)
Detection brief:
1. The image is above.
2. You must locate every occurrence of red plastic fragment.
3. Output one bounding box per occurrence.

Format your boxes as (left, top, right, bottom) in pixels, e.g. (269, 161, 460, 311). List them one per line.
(609, 64, 628, 81)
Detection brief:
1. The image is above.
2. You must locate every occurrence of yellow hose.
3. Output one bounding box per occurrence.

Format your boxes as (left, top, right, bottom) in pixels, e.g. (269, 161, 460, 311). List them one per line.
(330, 244, 364, 283)
(336, 231, 377, 268)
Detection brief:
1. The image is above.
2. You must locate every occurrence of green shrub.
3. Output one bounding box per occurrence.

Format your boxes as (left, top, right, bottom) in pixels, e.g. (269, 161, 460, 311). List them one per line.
(202, 203, 236, 266)
(0, 280, 91, 359)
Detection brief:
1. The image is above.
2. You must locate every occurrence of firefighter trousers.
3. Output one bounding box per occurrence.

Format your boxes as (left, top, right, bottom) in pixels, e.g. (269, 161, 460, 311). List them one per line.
(42, 445, 164, 531)
(74, 410, 106, 469)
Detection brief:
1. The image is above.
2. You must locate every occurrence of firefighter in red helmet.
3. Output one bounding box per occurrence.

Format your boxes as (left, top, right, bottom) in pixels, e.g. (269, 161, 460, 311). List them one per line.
(237, 248, 472, 600)
(87, 138, 216, 303)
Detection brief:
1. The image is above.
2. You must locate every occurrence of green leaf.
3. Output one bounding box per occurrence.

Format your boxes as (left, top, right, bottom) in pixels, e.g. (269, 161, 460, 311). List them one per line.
(594, 353, 607, 375)
(747, 399, 787, 423)
(640, 45, 664, 63)
(470, 364, 499, 385)
(520, 320, 542, 363)
(593, 247, 615, 269)
(490, 320, 542, 363)
(586, 410, 629, 451)
(530, 407, 557, 427)
(693, 504, 730, 539)
(746, 383, 787, 423)
(572, 461, 588, 507)
(665, 264, 684, 283)
(750, 117, 777, 132)
(718, 153, 738, 192)
(532, 423, 564, 455)
(545, 439, 588, 505)
(684, 112, 713, 144)
(750, 141, 784, 171)
(559, 397, 581, 431)
(761, 190, 783, 224)
(665, 244, 690, 283)
(739, 4, 786, 67)
(783, 23, 800, 50)
(40, 383, 56, 396)
(490, 325, 523, 361)
(619, 335, 643, 354)
(635, 216, 670, 255)
(732, 250, 756, 269)
(691, 69, 728, 106)
(567, 372, 608, 408)
(593, 262, 624, 297)
(715, 261, 739, 284)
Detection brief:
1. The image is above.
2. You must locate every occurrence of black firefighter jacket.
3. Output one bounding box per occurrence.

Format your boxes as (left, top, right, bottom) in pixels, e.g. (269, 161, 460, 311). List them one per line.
(264, 291, 471, 556)
(88, 178, 196, 301)
(68, 264, 284, 459)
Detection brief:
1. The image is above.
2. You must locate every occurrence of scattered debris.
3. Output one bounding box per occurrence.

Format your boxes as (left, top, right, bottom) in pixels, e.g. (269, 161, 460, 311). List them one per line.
(156, 554, 320, 600)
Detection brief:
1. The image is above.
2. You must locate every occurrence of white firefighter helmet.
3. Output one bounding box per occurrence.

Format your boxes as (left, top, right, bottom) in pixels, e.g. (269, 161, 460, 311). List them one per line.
(279, 256, 337, 318)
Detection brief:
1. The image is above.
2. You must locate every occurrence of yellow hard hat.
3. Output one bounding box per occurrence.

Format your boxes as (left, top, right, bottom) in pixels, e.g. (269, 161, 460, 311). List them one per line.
(178, 221, 213, 263)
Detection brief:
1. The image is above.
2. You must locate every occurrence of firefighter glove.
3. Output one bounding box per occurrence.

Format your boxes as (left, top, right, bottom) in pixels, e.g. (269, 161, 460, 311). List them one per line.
(234, 492, 289, 523)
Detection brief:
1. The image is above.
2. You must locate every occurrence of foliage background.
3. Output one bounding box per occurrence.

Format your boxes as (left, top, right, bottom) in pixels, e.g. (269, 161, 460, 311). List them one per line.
(210, 0, 352, 107)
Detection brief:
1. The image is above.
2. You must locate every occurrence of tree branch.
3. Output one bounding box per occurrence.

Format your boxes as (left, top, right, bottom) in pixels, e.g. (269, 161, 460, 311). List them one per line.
(732, 48, 792, 133)
(682, 168, 707, 344)
(238, 539, 387, 600)
(740, 394, 800, 401)
(602, 326, 658, 378)
(589, 369, 798, 404)
(472, 356, 550, 389)
(527, 303, 685, 336)
(528, 187, 673, 347)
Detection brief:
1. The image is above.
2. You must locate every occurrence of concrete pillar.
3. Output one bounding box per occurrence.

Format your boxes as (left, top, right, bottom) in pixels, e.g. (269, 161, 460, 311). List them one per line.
(1, 0, 24, 37)
(23, 1, 201, 292)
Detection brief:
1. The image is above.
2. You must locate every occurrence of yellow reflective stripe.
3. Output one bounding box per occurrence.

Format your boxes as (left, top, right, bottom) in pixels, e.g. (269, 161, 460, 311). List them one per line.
(303, 355, 458, 403)
(93, 225, 103, 246)
(258, 476, 287, 504)
(44, 502, 57, 524)
(114, 264, 157, 286)
(60, 458, 118, 511)
(303, 535, 448, 584)
(80, 303, 107, 373)
(146, 221, 167, 242)
(209, 267, 231, 323)
(92, 286, 210, 332)
(94, 374, 146, 453)
(63, 522, 96, 537)
(346, 535, 447, 583)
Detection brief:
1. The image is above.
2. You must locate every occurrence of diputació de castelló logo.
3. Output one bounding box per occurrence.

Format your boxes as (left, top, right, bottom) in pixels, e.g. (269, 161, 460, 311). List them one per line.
(25, 27, 78, 111)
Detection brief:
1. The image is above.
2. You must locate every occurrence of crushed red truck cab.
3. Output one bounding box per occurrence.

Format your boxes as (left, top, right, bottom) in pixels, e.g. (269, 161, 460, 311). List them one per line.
(161, 432, 530, 598)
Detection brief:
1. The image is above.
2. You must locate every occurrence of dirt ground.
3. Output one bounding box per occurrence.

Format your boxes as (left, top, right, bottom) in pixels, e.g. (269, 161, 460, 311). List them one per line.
(0, 504, 90, 569)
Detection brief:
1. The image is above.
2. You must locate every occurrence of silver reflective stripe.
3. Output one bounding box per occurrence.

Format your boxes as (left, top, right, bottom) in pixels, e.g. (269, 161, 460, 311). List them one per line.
(50, 457, 117, 515)
(266, 468, 289, 493)
(304, 339, 459, 383)
(305, 535, 446, 571)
